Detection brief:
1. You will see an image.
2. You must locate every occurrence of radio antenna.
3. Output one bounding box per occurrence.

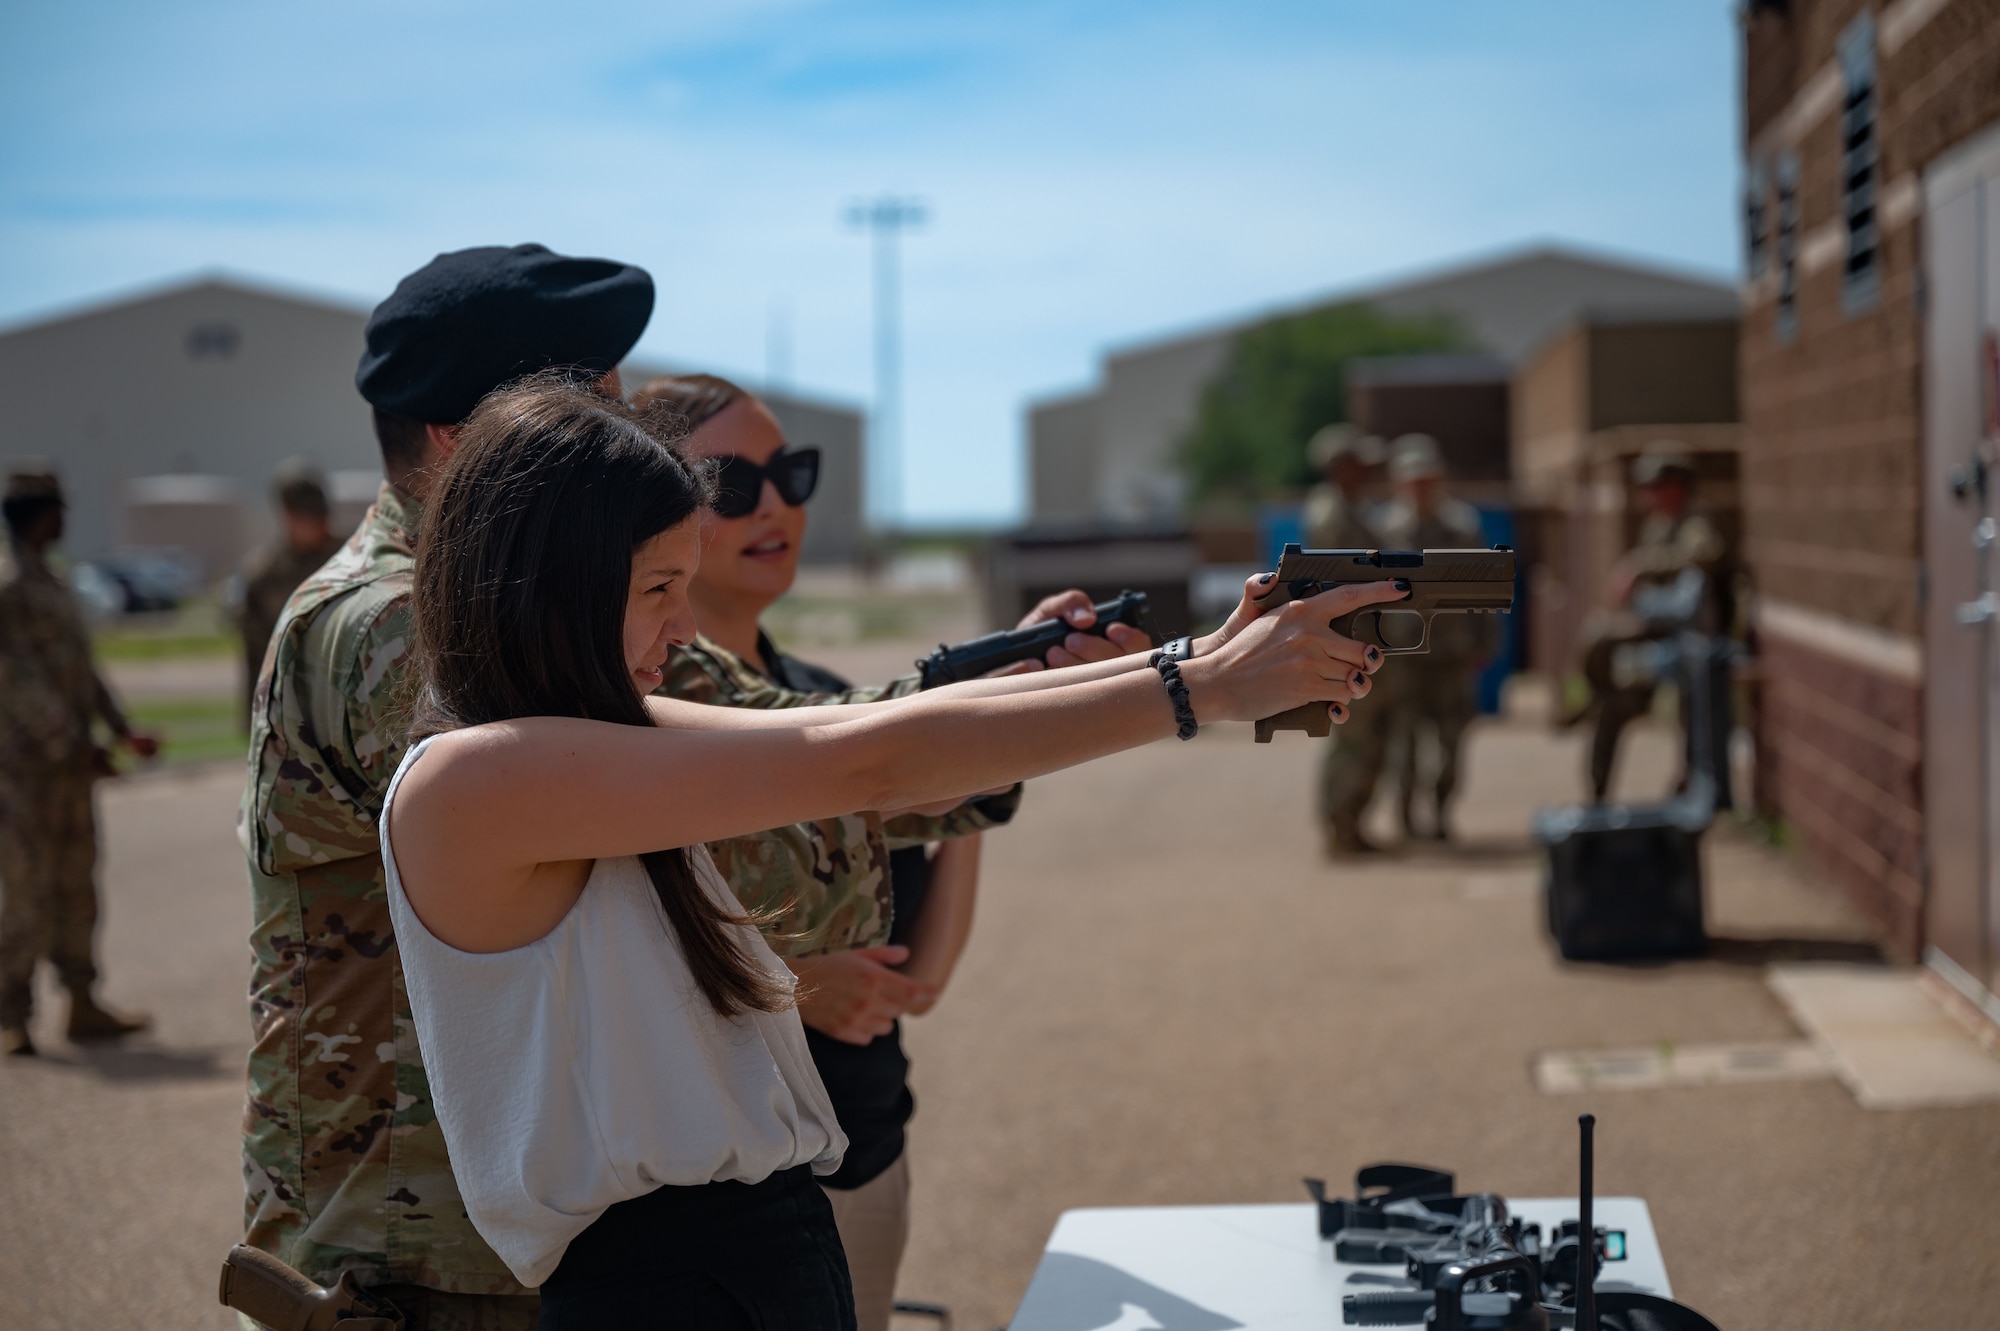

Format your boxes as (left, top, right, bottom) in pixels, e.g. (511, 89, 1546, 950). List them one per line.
(1577, 1113, 1597, 1331)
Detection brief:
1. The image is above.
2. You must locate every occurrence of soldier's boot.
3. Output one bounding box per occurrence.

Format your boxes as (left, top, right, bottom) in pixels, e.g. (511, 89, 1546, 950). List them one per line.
(66, 988, 150, 1043)
(1324, 817, 1381, 859)
(1, 981, 32, 1056)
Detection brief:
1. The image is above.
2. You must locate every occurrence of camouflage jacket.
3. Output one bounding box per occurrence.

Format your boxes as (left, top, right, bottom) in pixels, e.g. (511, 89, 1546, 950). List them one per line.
(0, 542, 128, 774)
(237, 535, 345, 685)
(237, 482, 521, 1294)
(659, 635, 1020, 958)
(1626, 511, 1726, 582)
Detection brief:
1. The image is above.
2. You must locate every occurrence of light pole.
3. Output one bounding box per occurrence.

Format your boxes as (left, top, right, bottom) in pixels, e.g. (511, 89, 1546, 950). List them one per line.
(846, 195, 925, 531)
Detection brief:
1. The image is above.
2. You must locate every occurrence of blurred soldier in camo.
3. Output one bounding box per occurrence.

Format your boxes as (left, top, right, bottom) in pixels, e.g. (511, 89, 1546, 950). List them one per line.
(1566, 450, 1728, 801)
(238, 246, 663, 1329)
(231, 461, 342, 723)
(0, 468, 160, 1057)
(1380, 435, 1497, 842)
(1304, 426, 1396, 856)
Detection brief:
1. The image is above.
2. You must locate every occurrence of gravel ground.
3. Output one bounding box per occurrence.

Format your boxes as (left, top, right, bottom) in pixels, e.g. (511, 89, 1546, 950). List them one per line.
(2, 668, 1994, 1330)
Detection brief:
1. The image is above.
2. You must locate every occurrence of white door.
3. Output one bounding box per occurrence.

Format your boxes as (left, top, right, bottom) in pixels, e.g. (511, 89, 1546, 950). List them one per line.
(1923, 122, 2000, 995)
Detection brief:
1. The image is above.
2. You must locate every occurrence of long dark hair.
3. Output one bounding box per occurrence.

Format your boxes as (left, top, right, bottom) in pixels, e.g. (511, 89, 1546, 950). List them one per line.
(409, 373, 791, 1017)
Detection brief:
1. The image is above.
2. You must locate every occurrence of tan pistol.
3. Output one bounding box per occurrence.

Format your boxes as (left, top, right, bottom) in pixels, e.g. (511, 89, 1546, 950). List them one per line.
(218, 1244, 406, 1330)
(1249, 544, 1516, 742)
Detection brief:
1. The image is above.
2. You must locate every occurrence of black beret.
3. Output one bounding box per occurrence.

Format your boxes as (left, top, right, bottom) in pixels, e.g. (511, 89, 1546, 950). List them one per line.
(356, 244, 654, 424)
(5, 467, 63, 503)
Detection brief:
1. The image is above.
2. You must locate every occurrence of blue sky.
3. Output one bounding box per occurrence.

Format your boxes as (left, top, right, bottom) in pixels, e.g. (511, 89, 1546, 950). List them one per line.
(1, 2, 1740, 524)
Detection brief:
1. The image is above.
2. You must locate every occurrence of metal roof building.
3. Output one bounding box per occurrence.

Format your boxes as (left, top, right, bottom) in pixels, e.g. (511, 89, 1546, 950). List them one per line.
(0, 275, 867, 578)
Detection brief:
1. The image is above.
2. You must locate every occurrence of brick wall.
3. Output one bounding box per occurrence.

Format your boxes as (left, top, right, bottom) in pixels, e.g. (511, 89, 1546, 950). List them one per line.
(1741, 0, 2000, 954)
(1756, 632, 1925, 946)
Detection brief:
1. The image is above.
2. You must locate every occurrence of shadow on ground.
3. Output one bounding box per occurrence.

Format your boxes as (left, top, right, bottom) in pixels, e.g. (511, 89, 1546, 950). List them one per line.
(21, 1040, 230, 1083)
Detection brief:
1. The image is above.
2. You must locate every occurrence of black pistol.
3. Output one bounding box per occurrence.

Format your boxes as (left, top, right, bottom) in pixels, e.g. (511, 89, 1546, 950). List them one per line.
(1250, 544, 1516, 742)
(917, 589, 1156, 689)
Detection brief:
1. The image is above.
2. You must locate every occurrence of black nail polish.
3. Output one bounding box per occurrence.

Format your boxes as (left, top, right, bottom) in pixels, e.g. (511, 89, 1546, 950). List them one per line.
(1258, 572, 1275, 584)
(1329, 704, 1345, 721)
(1393, 578, 1412, 592)
(1352, 671, 1367, 687)
(1365, 646, 1382, 664)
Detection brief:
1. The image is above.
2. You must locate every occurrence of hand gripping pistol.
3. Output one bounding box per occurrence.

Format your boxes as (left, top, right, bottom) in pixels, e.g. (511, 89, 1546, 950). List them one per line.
(1249, 544, 1516, 742)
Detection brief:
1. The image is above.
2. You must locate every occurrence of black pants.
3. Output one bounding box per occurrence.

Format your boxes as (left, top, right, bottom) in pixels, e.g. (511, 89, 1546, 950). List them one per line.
(539, 1165, 855, 1331)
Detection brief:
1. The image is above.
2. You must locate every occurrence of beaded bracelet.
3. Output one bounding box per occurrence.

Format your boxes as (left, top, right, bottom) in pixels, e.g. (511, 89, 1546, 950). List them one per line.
(1151, 650, 1199, 740)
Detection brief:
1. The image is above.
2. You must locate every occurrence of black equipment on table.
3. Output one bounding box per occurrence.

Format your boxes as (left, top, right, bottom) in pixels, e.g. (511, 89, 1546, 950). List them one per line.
(1306, 1116, 1719, 1330)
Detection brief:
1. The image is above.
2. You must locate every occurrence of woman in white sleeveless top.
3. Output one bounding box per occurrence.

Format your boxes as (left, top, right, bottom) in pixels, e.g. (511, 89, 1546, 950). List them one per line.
(382, 376, 1402, 1330)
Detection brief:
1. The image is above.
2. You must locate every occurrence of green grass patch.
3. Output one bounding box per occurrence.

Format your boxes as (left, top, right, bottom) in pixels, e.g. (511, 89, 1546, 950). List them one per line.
(93, 597, 237, 662)
(95, 630, 237, 662)
(123, 696, 247, 769)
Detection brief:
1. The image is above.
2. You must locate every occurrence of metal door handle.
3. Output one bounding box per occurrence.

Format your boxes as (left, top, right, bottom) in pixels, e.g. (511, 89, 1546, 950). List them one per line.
(1957, 593, 2000, 625)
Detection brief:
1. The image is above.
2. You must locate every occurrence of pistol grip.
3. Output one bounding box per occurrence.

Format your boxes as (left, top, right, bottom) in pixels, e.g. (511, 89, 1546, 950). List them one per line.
(219, 1244, 404, 1331)
(1254, 702, 1336, 743)
(221, 1244, 320, 1330)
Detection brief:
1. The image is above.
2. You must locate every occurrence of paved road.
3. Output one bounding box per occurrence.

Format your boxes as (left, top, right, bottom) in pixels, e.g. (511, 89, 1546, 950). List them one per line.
(2, 761, 248, 1329)
(3, 674, 1995, 1329)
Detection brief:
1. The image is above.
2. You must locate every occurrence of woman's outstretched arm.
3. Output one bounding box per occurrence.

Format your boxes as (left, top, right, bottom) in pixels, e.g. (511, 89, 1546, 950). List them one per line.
(642, 572, 1337, 731)
(388, 580, 1404, 948)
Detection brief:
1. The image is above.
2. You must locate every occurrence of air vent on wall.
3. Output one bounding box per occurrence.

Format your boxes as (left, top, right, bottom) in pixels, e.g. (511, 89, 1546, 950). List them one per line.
(185, 321, 241, 360)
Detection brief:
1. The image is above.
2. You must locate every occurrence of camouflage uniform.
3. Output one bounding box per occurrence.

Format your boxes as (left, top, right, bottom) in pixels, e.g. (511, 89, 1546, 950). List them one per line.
(235, 535, 343, 723)
(1380, 497, 1496, 837)
(239, 481, 534, 1322)
(1580, 510, 1728, 800)
(0, 542, 130, 1027)
(1304, 484, 1394, 848)
(659, 635, 1018, 955)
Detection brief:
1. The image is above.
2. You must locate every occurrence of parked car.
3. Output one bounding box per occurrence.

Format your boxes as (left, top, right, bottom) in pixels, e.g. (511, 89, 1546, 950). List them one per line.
(73, 548, 203, 617)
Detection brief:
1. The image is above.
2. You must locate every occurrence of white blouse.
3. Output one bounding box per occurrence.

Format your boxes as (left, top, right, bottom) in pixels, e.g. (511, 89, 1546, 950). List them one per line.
(380, 736, 845, 1286)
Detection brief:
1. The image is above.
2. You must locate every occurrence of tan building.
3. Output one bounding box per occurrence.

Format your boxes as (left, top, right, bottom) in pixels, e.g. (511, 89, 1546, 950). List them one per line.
(1510, 310, 1742, 677)
(1346, 353, 1513, 508)
(0, 275, 867, 579)
(1024, 245, 1737, 524)
(0, 277, 378, 576)
(1740, 0, 2000, 1010)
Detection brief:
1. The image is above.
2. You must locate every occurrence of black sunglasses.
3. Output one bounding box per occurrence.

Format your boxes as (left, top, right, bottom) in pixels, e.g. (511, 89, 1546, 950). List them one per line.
(709, 447, 821, 518)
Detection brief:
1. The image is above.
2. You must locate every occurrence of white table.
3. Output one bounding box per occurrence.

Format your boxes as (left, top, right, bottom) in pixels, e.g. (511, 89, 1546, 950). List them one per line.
(1011, 1199, 1671, 1331)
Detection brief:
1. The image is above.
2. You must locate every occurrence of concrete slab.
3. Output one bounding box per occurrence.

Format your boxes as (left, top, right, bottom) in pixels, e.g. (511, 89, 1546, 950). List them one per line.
(1534, 1040, 1834, 1094)
(1767, 965, 2000, 1109)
